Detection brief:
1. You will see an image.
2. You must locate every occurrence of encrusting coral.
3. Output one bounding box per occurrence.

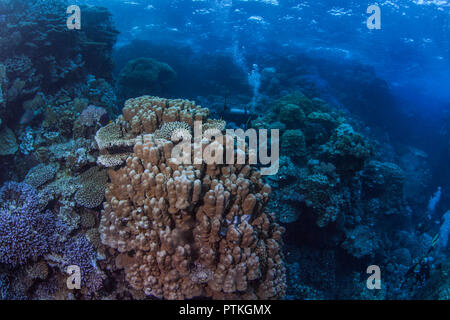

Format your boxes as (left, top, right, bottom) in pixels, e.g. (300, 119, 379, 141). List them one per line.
(24, 163, 58, 188)
(99, 96, 286, 299)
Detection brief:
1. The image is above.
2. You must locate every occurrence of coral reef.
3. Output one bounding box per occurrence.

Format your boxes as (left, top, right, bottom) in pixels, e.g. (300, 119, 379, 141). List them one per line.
(0, 0, 447, 301)
(253, 92, 376, 227)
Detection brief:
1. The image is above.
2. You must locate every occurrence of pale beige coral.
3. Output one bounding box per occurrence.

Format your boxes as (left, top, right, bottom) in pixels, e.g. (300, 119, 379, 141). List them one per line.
(97, 153, 130, 167)
(95, 96, 211, 167)
(100, 130, 286, 300)
(120, 96, 209, 135)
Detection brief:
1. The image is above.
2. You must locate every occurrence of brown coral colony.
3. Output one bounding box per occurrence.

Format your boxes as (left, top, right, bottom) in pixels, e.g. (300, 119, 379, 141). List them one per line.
(98, 96, 286, 299)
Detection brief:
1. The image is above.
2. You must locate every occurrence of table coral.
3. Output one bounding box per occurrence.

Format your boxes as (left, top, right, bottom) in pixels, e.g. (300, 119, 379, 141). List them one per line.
(74, 167, 108, 209)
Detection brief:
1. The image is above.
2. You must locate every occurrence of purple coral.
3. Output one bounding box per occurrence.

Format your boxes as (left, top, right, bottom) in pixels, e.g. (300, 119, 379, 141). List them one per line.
(63, 235, 104, 293)
(0, 182, 55, 266)
(79, 105, 108, 127)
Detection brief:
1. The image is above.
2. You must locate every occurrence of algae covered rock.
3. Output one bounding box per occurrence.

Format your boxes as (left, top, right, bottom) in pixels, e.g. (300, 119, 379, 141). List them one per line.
(282, 129, 307, 158)
(274, 92, 315, 115)
(320, 123, 372, 172)
(118, 57, 177, 98)
(361, 160, 405, 215)
(0, 127, 18, 156)
(280, 103, 305, 125)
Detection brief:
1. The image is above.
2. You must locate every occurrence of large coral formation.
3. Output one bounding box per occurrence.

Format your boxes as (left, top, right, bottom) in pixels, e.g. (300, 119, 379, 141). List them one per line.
(321, 123, 373, 172)
(0, 0, 118, 145)
(99, 96, 286, 299)
(120, 95, 209, 135)
(253, 91, 442, 300)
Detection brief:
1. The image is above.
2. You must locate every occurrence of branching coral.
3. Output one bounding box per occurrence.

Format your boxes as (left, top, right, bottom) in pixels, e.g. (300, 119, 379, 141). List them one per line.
(361, 160, 405, 215)
(62, 235, 105, 294)
(0, 182, 56, 266)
